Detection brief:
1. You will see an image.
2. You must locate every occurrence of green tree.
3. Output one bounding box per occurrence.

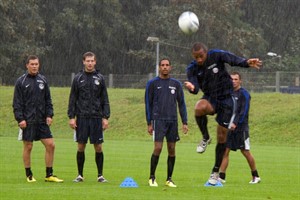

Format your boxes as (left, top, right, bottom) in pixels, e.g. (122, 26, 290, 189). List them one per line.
(38, 0, 132, 75)
(0, 0, 46, 84)
(242, 0, 300, 70)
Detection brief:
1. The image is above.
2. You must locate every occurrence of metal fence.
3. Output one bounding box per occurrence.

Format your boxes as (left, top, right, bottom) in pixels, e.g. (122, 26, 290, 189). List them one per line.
(105, 71, 300, 93)
(3, 71, 300, 93)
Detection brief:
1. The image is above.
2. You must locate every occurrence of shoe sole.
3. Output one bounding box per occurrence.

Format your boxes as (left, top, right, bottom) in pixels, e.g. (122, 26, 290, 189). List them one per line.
(208, 181, 217, 185)
(27, 180, 36, 183)
(98, 180, 108, 183)
(249, 181, 261, 184)
(45, 179, 64, 183)
(73, 179, 83, 182)
(165, 184, 177, 187)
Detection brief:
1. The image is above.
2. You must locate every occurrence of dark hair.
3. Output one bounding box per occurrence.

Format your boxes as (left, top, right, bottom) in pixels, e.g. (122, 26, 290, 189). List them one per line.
(159, 58, 171, 66)
(231, 71, 242, 79)
(83, 52, 96, 61)
(192, 42, 208, 52)
(26, 55, 39, 64)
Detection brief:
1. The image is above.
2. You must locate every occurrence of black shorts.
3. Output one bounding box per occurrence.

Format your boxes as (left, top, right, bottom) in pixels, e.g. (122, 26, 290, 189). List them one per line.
(75, 118, 104, 144)
(22, 123, 53, 142)
(226, 130, 250, 151)
(152, 120, 180, 143)
(202, 95, 236, 128)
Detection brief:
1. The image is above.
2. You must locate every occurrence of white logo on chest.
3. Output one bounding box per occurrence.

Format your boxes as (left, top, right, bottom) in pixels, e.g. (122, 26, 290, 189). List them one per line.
(94, 79, 100, 85)
(39, 83, 44, 90)
(169, 86, 176, 94)
(212, 68, 219, 73)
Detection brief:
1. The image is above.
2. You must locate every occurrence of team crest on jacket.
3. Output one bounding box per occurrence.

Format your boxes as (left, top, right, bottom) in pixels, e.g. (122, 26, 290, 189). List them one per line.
(94, 79, 100, 85)
(169, 86, 176, 94)
(39, 83, 44, 90)
(212, 67, 219, 73)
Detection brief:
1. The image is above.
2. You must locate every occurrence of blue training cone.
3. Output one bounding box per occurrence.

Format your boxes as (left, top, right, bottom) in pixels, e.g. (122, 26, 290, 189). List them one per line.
(120, 177, 138, 188)
(204, 180, 223, 187)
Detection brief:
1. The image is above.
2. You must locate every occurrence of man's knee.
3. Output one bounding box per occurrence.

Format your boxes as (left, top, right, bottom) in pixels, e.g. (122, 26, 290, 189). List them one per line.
(46, 142, 55, 151)
(195, 100, 214, 116)
(41, 138, 55, 151)
(94, 143, 103, 153)
(23, 142, 33, 152)
(77, 143, 86, 152)
(153, 141, 162, 155)
(167, 143, 176, 156)
(153, 149, 162, 155)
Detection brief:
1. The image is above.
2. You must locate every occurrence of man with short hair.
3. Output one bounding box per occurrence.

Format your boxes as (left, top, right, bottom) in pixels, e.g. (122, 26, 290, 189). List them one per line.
(13, 55, 63, 183)
(145, 58, 188, 187)
(219, 71, 261, 184)
(68, 52, 110, 183)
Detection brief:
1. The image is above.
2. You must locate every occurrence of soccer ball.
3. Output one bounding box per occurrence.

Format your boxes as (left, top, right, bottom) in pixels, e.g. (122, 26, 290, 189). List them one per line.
(178, 11, 199, 34)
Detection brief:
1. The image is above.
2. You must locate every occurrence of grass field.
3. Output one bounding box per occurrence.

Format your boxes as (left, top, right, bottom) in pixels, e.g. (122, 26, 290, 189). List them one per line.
(0, 137, 299, 200)
(0, 86, 299, 199)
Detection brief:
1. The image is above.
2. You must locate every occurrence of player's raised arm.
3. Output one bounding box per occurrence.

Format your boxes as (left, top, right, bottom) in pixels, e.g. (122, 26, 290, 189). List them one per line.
(247, 58, 262, 69)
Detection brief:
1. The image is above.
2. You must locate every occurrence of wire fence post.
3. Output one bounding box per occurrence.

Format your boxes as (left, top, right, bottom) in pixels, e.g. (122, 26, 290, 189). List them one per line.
(109, 74, 113, 88)
(275, 71, 280, 92)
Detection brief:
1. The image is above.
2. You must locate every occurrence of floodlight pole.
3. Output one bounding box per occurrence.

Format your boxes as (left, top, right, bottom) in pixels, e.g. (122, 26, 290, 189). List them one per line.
(267, 52, 282, 92)
(147, 36, 160, 77)
(267, 51, 282, 66)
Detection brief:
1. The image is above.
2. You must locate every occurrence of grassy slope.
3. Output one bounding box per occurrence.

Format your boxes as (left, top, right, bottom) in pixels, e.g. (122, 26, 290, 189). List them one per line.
(1, 86, 299, 145)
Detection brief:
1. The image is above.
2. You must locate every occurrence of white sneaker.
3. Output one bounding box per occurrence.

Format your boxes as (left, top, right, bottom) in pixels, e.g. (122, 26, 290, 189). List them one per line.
(208, 172, 219, 185)
(196, 138, 212, 153)
(73, 175, 84, 182)
(97, 176, 108, 183)
(218, 177, 226, 183)
(249, 176, 261, 184)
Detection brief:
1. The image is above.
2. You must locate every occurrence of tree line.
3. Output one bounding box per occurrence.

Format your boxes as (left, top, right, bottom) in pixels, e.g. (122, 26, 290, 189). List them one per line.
(1, 0, 299, 85)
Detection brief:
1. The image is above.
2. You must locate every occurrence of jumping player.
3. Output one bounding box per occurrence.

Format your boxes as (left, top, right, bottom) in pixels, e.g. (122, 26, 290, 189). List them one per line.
(184, 42, 262, 185)
(145, 58, 188, 187)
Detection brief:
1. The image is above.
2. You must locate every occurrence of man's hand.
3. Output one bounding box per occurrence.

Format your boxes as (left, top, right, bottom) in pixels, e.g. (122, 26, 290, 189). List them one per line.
(46, 117, 53, 126)
(18, 120, 27, 129)
(102, 118, 109, 130)
(147, 124, 153, 135)
(229, 123, 237, 131)
(182, 124, 188, 134)
(69, 118, 77, 129)
(184, 81, 195, 92)
(247, 58, 262, 69)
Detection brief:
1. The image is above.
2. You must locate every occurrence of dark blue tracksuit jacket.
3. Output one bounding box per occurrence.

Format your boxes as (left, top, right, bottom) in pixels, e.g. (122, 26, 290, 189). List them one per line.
(13, 72, 53, 124)
(145, 77, 187, 125)
(233, 87, 251, 132)
(186, 49, 250, 99)
(68, 70, 110, 119)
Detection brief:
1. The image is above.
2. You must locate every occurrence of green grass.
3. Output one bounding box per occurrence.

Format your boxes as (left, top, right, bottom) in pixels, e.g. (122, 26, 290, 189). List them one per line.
(1, 86, 300, 199)
(1, 86, 299, 145)
(0, 137, 299, 200)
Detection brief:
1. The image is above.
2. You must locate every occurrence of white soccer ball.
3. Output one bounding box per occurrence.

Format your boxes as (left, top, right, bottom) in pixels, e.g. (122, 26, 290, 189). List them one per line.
(178, 11, 199, 34)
